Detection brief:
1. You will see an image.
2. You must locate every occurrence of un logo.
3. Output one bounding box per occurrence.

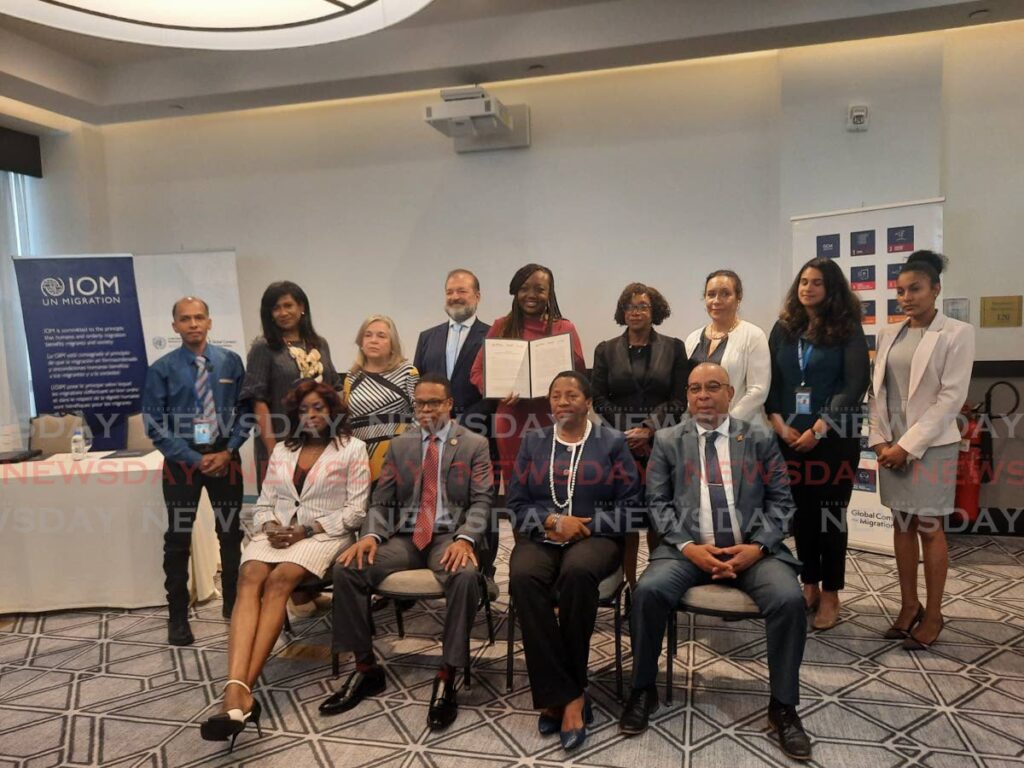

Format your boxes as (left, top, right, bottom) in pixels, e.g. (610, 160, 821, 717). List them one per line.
(154, 336, 167, 350)
(40, 278, 65, 298)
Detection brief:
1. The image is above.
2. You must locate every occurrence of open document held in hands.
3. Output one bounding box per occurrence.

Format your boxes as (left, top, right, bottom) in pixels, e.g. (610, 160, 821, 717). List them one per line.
(483, 333, 573, 399)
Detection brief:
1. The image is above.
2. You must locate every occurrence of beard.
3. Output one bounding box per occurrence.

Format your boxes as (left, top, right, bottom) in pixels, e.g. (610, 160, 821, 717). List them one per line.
(445, 303, 476, 323)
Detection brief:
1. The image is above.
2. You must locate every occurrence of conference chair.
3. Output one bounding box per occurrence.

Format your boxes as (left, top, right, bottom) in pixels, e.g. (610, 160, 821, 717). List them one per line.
(29, 412, 83, 455)
(364, 568, 498, 688)
(664, 584, 764, 704)
(504, 567, 628, 701)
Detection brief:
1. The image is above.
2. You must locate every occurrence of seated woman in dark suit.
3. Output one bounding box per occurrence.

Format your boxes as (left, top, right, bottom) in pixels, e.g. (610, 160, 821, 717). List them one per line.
(591, 282, 691, 585)
(507, 371, 641, 752)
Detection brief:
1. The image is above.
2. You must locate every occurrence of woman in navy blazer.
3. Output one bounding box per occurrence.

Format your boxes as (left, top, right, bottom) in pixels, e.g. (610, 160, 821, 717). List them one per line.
(868, 251, 975, 650)
(507, 371, 641, 752)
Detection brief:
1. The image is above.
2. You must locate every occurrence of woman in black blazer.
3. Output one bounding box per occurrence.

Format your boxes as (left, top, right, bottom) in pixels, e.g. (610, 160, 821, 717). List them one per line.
(591, 282, 691, 584)
(507, 372, 641, 752)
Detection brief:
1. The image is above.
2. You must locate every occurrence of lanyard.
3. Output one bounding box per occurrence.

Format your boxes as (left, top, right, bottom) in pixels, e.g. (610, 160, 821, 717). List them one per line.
(797, 338, 813, 386)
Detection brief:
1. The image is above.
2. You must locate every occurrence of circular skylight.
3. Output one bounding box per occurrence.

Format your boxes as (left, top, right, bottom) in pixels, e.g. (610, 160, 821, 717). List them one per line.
(1, 0, 435, 50)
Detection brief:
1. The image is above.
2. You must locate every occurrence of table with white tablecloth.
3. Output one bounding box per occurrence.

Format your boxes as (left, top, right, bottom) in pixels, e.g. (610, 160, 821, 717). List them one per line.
(0, 451, 219, 614)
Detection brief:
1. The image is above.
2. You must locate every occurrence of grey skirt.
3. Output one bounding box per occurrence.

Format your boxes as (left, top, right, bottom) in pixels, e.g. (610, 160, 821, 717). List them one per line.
(879, 441, 960, 516)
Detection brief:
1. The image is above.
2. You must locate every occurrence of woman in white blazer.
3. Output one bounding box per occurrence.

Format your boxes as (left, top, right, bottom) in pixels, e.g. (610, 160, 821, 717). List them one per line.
(201, 380, 370, 747)
(868, 251, 975, 651)
(684, 270, 771, 424)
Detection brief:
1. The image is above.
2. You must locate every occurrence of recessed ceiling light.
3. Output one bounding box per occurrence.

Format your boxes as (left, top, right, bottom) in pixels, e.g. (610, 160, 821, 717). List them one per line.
(968, 8, 991, 18)
(528, 64, 546, 72)
(0, 0, 435, 50)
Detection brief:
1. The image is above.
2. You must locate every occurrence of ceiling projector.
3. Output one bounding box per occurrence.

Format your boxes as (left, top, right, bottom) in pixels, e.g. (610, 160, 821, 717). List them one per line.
(424, 87, 530, 153)
(425, 87, 511, 137)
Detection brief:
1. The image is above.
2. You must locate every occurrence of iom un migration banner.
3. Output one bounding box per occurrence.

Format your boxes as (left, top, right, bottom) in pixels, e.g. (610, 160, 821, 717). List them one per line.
(13, 255, 148, 450)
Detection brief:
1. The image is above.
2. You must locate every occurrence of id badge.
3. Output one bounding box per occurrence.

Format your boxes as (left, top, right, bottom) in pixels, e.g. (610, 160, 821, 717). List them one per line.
(193, 420, 213, 445)
(795, 387, 813, 416)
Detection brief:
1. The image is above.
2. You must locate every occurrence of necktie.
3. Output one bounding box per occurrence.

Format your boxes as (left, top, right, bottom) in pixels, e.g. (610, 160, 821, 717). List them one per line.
(413, 436, 439, 550)
(195, 356, 219, 440)
(446, 323, 463, 378)
(704, 431, 735, 548)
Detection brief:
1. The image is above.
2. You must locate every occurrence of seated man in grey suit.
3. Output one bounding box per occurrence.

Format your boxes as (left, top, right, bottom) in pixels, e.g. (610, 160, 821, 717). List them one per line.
(320, 373, 493, 732)
(619, 362, 811, 761)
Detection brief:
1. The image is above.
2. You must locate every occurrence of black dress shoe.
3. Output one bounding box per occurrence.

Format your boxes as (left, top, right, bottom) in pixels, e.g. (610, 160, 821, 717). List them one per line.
(426, 676, 458, 731)
(319, 667, 386, 715)
(167, 619, 194, 646)
(768, 701, 812, 761)
(619, 686, 659, 735)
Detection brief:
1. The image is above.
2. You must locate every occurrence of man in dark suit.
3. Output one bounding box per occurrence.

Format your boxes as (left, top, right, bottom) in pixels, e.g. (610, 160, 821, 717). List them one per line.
(619, 363, 811, 761)
(320, 374, 493, 732)
(412, 269, 490, 430)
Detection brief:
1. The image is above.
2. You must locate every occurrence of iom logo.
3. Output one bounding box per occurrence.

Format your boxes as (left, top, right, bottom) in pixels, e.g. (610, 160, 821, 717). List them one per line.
(40, 278, 65, 298)
(41, 275, 122, 306)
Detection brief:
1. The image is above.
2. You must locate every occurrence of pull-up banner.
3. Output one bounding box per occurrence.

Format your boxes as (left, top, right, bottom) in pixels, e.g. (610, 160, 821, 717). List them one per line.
(13, 255, 147, 449)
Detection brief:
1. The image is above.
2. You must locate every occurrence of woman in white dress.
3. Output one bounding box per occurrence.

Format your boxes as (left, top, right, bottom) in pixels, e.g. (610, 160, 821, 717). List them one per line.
(684, 270, 771, 424)
(200, 379, 370, 748)
(869, 251, 974, 650)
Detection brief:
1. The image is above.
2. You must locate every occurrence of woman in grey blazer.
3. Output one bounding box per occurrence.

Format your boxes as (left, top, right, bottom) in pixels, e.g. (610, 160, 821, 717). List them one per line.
(868, 251, 975, 650)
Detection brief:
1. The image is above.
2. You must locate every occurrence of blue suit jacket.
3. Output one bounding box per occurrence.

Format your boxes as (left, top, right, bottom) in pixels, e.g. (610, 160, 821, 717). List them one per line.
(413, 318, 490, 420)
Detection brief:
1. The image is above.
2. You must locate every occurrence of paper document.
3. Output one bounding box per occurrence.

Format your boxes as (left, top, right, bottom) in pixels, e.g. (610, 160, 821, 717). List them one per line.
(483, 333, 573, 399)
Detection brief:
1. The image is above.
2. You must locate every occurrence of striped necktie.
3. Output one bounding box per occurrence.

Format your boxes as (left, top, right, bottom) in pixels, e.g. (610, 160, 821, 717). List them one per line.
(195, 355, 219, 440)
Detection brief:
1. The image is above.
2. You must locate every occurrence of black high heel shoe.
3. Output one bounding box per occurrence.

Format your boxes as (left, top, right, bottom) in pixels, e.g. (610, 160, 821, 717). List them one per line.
(200, 679, 264, 752)
(883, 602, 924, 640)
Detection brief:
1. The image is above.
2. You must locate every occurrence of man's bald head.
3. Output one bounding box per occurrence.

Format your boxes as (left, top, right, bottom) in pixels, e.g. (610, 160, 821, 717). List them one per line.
(687, 362, 734, 427)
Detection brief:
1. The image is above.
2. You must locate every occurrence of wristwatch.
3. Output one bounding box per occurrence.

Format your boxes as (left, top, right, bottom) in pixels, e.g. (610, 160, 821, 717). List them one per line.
(758, 544, 770, 555)
(302, 525, 315, 539)
(812, 429, 827, 440)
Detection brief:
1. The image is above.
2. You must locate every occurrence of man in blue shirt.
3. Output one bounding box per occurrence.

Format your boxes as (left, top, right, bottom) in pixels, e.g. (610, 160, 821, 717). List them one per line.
(143, 297, 251, 646)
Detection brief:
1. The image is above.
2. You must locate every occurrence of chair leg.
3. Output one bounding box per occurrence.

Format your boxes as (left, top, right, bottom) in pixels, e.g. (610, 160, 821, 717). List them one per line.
(394, 601, 405, 639)
(483, 585, 496, 646)
(283, 611, 293, 635)
(614, 592, 624, 702)
(666, 609, 676, 705)
(332, 651, 340, 678)
(464, 664, 472, 690)
(505, 599, 516, 692)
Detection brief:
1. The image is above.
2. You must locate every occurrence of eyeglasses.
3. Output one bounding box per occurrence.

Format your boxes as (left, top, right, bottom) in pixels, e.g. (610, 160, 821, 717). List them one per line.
(687, 382, 726, 394)
(413, 398, 449, 410)
(625, 303, 652, 313)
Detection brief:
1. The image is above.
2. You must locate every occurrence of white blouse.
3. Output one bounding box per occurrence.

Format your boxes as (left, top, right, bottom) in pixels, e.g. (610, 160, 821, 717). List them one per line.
(684, 319, 771, 424)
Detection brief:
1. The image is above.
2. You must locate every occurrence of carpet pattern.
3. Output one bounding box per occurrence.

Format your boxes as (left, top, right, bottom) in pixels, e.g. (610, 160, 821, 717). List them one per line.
(2, 529, 1023, 767)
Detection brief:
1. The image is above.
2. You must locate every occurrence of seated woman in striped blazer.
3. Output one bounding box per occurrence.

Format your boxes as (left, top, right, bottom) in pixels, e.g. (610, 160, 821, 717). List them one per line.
(200, 380, 370, 749)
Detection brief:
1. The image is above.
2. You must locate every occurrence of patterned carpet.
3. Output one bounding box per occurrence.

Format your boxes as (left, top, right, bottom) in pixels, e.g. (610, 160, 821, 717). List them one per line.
(2, 527, 1024, 768)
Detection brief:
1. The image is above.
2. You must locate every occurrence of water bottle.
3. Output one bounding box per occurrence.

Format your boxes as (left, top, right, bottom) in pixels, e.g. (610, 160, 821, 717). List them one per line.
(70, 427, 87, 461)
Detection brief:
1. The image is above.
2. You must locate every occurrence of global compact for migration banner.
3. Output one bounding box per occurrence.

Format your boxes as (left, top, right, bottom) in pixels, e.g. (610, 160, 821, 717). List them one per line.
(13, 255, 147, 450)
(791, 198, 945, 555)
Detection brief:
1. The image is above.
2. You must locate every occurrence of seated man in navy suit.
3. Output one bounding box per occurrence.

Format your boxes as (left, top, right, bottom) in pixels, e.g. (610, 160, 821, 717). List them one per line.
(619, 363, 811, 761)
(413, 269, 490, 430)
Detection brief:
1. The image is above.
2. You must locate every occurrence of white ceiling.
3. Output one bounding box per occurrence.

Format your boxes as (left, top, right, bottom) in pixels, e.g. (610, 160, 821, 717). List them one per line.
(0, 0, 1021, 127)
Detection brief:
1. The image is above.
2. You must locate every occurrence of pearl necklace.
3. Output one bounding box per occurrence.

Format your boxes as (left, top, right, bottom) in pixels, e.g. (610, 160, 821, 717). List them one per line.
(549, 420, 592, 513)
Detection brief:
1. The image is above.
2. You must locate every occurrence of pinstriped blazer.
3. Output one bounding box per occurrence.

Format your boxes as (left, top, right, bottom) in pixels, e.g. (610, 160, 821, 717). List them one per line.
(251, 437, 371, 538)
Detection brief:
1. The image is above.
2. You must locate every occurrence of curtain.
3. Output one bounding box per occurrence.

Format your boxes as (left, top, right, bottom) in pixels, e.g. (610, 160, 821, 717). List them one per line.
(0, 172, 33, 450)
